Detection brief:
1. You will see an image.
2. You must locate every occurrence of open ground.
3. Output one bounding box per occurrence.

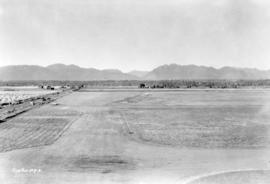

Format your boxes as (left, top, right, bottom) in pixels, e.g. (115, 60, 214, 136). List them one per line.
(0, 89, 270, 184)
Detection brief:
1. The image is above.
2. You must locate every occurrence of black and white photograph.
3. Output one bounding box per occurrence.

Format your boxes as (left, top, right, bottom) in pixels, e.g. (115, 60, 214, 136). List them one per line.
(0, 0, 270, 183)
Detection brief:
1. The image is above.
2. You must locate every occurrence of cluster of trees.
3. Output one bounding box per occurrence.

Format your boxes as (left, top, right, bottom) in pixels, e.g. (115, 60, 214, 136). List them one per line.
(1, 80, 270, 89)
(139, 80, 270, 89)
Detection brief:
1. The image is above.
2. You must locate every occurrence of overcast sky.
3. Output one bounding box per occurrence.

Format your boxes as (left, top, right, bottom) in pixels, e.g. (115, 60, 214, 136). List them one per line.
(1, 0, 270, 72)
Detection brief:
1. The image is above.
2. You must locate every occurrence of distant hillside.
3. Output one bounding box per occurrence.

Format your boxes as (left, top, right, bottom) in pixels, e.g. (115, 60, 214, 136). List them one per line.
(0, 64, 138, 81)
(128, 70, 149, 78)
(0, 63, 270, 81)
(145, 64, 270, 80)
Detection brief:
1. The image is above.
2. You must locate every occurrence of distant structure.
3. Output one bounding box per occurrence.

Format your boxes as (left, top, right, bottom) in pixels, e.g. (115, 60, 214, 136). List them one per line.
(139, 83, 146, 88)
(39, 84, 85, 91)
(39, 85, 54, 90)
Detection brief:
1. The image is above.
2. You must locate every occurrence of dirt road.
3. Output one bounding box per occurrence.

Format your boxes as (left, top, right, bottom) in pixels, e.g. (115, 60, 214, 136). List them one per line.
(0, 91, 269, 184)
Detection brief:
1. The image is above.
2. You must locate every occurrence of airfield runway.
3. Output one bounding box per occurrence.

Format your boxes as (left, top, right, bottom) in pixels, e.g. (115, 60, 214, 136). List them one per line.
(0, 90, 270, 184)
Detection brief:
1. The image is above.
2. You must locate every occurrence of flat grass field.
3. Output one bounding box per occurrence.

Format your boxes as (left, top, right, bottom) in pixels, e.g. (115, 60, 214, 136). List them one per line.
(0, 89, 270, 184)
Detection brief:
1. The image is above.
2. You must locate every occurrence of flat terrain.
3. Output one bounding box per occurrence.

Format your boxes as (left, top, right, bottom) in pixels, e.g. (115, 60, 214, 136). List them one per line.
(0, 86, 57, 104)
(0, 89, 270, 184)
(0, 87, 68, 122)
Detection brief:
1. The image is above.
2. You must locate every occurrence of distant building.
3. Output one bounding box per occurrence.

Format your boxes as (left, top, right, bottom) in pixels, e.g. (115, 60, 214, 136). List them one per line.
(39, 85, 54, 90)
(139, 83, 146, 88)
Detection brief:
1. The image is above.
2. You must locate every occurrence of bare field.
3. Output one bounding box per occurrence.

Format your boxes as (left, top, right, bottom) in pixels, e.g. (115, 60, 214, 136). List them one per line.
(115, 91, 270, 148)
(188, 170, 270, 184)
(0, 103, 80, 152)
(122, 108, 270, 148)
(21, 105, 80, 117)
(0, 90, 269, 184)
(0, 118, 69, 152)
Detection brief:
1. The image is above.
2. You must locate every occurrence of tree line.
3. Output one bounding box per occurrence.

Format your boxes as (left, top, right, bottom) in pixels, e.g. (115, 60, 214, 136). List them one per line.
(1, 80, 270, 89)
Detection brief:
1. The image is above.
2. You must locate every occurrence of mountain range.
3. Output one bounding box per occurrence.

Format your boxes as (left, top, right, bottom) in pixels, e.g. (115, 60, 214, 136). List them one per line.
(0, 63, 270, 81)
